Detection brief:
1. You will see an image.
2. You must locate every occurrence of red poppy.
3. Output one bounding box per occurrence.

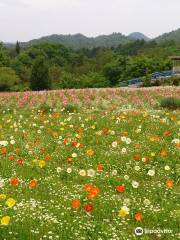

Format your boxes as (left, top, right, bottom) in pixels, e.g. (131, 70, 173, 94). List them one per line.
(97, 164, 103, 171)
(116, 185, 125, 193)
(84, 204, 94, 212)
(72, 141, 78, 147)
(16, 158, 24, 165)
(133, 154, 140, 161)
(45, 155, 52, 161)
(135, 212, 143, 221)
(63, 138, 69, 144)
(102, 128, 108, 134)
(10, 178, 19, 186)
(30, 179, 38, 187)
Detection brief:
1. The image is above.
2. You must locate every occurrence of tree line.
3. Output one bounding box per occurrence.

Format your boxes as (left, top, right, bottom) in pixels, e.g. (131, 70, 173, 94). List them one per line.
(0, 39, 179, 91)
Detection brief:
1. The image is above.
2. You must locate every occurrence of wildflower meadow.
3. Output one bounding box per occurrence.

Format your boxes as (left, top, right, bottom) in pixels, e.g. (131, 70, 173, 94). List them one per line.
(0, 87, 179, 240)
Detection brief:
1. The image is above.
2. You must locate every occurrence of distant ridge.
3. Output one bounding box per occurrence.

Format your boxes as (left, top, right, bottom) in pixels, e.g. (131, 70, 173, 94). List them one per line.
(2, 28, 180, 49)
(128, 32, 150, 41)
(20, 32, 133, 49)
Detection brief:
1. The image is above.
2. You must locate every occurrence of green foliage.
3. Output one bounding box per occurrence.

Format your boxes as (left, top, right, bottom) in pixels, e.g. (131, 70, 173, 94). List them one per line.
(0, 43, 10, 67)
(0, 67, 19, 91)
(160, 97, 180, 110)
(15, 41, 20, 55)
(30, 56, 51, 90)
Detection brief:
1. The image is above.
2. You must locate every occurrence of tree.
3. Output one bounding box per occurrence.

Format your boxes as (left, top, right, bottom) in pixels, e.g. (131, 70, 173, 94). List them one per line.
(30, 56, 51, 90)
(15, 41, 21, 55)
(0, 67, 19, 91)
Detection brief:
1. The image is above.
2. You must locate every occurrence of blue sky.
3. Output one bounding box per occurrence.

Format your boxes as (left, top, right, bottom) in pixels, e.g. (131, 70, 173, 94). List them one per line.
(0, 0, 179, 42)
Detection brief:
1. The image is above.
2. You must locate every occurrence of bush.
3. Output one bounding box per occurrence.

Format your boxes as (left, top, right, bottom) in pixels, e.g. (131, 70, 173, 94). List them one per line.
(160, 97, 180, 110)
(0, 67, 19, 91)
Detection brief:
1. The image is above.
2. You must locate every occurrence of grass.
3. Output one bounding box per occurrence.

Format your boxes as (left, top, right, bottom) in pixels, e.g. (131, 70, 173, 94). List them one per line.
(0, 87, 179, 240)
(160, 97, 180, 110)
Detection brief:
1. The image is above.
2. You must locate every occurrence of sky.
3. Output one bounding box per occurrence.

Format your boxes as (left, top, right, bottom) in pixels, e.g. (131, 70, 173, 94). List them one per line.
(0, 0, 180, 42)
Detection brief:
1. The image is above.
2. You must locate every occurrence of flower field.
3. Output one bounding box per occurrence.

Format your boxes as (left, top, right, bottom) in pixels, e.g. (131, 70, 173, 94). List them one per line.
(0, 87, 179, 240)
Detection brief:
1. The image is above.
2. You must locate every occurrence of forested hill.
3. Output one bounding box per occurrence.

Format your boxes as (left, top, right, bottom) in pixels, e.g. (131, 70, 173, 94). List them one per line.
(155, 28, 180, 43)
(21, 33, 133, 49)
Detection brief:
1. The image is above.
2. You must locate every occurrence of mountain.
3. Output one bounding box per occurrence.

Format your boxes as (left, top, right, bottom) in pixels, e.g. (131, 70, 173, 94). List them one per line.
(20, 33, 133, 49)
(155, 28, 180, 43)
(128, 32, 150, 41)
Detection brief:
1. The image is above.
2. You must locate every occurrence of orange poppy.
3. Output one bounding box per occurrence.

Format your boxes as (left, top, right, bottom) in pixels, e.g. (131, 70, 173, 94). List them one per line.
(163, 131, 171, 137)
(83, 184, 94, 192)
(97, 164, 103, 171)
(8, 155, 14, 161)
(0, 147, 7, 154)
(71, 199, 81, 209)
(135, 212, 143, 221)
(30, 179, 38, 187)
(14, 148, 20, 154)
(10, 178, 19, 186)
(160, 149, 167, 156)
(165, 179, 173, 188)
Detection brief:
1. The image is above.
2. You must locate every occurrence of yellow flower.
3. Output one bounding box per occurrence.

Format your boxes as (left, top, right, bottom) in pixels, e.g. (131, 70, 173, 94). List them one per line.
(119, 206, 130, 218)
(1, 216, 11, 225)
(5, 198, 16, 208)
(86, 149, 94, 157)
(0, 194, 6, 200)
(38, 160, 46, 168)
(151, 152, 155, 157)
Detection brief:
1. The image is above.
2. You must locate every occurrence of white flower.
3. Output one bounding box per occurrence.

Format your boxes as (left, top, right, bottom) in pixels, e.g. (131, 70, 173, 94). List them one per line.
(0, 141, 8, 147)
(112, 141, 118, 148)
(111, 131, 115, 135)
(121, 136, 126, 142)
(112, 170, 117, 176)
(126, 138, 131, 144)
(164, 165, 170, 171)
(124, 175, 129, 180)
(0, 177, 5, 188)
(79, 169, 86, 176)
(10, 140, 15, 145)
(123, 198, 130, 206)
(56, 167, 62, 173)
(67, 168, 72, 174)
(147, 169, 155, 176)
(134, 165, 140, 171)
(121, 148, 127, 154)
(87, 169, 95, 177)
(72, 153, 77, 158)
(171, 139, 179, 144)
(132, 181, 139, 188)
(143, 198, 151, 206)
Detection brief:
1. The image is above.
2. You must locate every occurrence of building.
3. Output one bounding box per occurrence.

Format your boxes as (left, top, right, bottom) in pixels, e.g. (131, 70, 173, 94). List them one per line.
(171, 56, 180, 74)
